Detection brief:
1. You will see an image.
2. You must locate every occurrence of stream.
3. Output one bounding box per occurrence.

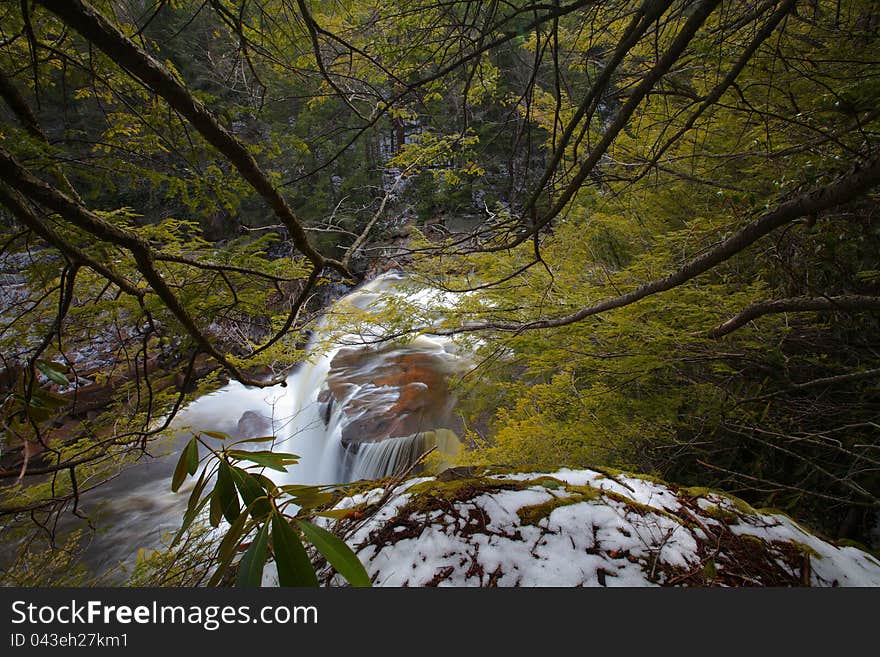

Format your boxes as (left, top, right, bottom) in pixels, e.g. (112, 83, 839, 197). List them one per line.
(73, 272, 469, 580)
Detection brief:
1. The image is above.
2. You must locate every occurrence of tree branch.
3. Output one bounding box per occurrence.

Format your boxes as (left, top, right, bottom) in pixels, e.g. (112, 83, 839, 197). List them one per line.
(0, 145, 286, 388)
(436, 149, 880, 334)
(34, 0, 348, 277)
(492, 0, 723, 253)
(0, 184, 142, 297)
(710, 295, 880, 338)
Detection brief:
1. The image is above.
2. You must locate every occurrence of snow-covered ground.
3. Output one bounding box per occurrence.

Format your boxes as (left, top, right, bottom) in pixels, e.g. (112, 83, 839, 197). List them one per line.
(315, 468, 880, 587)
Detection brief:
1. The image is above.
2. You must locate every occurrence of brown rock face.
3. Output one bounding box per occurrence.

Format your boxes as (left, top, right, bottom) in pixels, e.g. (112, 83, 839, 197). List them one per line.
(319, 343, 460, 447)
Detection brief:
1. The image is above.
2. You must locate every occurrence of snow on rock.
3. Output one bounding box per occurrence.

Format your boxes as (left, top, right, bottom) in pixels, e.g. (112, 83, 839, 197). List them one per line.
(316, 468, 880, 587)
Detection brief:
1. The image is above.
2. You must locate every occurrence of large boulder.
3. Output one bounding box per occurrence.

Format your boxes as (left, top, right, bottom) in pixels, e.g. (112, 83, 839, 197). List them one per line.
(319, 341, 461, 447)
(315, 467, 880, 586)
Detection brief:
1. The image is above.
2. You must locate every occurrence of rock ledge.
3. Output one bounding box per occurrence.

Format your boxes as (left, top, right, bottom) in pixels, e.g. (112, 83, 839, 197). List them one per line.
(316, 467, 880, 587)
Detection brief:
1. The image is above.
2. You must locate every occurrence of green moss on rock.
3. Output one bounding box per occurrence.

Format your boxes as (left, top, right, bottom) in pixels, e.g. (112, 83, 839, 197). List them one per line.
(517, 486, 602, 526)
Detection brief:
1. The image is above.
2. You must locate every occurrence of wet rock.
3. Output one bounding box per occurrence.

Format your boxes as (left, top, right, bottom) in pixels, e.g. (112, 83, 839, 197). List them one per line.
(321, 344, 460, 447)
(237, 410, 272, 439)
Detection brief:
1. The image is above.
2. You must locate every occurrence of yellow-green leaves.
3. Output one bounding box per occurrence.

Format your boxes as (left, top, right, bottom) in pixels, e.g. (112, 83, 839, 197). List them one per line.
(171, 436, 200, 492)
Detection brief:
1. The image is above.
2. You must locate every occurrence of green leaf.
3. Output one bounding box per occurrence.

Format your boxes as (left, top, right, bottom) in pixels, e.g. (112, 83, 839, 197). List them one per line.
(251, 473, 279, 497)
(209, 489, 223, 527)
(172, 437, 199, 492)
(175, 494, 211, 546)
(226, 450, 298, 472)
(31, 388, 68, 409)
(208, 497, 262, 586)
(216, 459, 241, 523)
(271, 513, 318, 587)
(230, 436, 278, 446)
(16, 388, 68, 412)
(217, 511, 253, 569)
(201, 430, 229, 441)
(31, 388, 70, 410)
(187, 465, 210, 510)
(280, 484, 334, 495)
(230, 466, 272, 517)
(185, 436, 199, 475)
(13, 395, 53, 423)
(235, 522, 269, 587)
(280, 485, 336, 509)
(36, 360, 69, 386)
(296, 519, 371, 587)
(209, 509, 255, 586)
(172, 466, 211, 546)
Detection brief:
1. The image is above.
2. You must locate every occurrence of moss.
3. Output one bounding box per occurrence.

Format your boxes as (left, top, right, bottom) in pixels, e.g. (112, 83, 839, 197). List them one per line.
(594, 466, 666, 486)
(435, 465, 485, 481)
(404, 476, 525, 502)
(702, 559, 718, 580)
(788, 540, 822, 560)
(517, 489, 600, 526)
(727, 497, 758, 516)
(755, 507, 823, 538)
(681, 486, 757, 515)
(628, 472, 667, 485)
(833, 537, 867, 550)
(680, 486, 714, 499)
(516, 495, 584, 525)
(832, 539, 880, 563)
(601, 489, 685, 524)
(482, 464, 541, 477)
(701, 504, 740, 525)
(543, 480, 684, 525)
(519, 475, 567, 490)
(402, 472, 687, 528)
(740, 534, 767, 551)
(310, 478, 395, 516)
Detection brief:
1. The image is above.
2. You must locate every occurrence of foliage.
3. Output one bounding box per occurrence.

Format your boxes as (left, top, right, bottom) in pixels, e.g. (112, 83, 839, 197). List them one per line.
(0, 527, 93, 586)
(170, 431, 371, 587)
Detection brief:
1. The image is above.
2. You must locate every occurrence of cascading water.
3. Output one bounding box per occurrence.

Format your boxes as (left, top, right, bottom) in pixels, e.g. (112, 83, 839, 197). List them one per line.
(75, 272, 468, 578)
(225, 271, 466, 485)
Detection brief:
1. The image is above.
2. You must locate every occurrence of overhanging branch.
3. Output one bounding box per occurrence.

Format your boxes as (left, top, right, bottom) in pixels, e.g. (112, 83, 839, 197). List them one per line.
(710, 295, 880, 338)
(435, 149, 880, 334)
(34, 0, 348, 277)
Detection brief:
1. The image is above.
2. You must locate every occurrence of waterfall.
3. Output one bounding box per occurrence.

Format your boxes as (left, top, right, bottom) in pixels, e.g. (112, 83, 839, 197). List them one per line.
(276, 272, 466, 484)
(177, 271, 467, 486)
(341, 428, 461, 481)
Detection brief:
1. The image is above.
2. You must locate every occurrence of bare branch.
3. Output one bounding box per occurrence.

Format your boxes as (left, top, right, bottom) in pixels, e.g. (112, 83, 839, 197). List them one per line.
(711, 295, 880, 338)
